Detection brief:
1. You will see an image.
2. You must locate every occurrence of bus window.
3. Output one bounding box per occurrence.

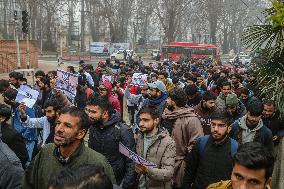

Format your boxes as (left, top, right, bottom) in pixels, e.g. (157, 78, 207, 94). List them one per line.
(168, 46, 177, 53)
(176, 47, 184, 54)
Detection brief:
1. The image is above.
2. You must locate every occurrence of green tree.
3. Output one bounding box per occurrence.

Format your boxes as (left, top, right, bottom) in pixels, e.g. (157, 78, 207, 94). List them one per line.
(242, 0, 284, 116)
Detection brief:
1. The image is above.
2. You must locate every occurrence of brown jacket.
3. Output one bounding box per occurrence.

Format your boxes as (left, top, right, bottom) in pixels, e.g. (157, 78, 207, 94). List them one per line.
(163, 107, 204, 187)
(136, 129, 176, 189)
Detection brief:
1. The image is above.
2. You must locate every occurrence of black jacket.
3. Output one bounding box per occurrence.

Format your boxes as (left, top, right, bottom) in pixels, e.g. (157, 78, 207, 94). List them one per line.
(0, 140, 24, 189)
(263, 112, 284, 145)
(182, 136, 233, 189)
(88, 113, 136, 189)
(1, 122, 28, 167)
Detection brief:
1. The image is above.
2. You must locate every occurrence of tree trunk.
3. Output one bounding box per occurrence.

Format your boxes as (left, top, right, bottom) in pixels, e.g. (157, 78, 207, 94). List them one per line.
(81, 0, 85, 51)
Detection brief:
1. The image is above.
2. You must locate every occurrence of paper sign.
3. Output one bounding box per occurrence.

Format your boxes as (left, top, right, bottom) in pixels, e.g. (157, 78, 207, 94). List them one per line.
(102, 74, 112, 82)
(131, 73, 148, 86)
(56, 69, 79, 100)
(119, 142, 157, 168)
(15, 85, 39, 108)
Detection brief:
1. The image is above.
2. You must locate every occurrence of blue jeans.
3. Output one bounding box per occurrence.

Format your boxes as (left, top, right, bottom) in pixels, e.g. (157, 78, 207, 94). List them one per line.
(25, 140, 36, 166)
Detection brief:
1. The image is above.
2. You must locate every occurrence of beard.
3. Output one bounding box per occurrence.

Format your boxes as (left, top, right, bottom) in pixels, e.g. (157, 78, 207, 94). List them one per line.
(167, 104, 175, 111)
(246, 119, 259, 128)
(54, 132, 77, 147)
(47, 116, 56, 125)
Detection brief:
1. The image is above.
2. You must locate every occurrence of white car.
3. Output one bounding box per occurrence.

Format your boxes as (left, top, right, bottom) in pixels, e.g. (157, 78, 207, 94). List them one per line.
(110, 50, 137, 60)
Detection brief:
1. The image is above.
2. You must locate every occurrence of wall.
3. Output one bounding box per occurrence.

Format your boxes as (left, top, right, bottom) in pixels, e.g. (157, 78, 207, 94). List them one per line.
(0, 40, 38, 73)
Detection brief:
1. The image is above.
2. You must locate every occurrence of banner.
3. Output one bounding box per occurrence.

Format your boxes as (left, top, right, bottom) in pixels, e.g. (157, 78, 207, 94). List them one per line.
(56, 69, 79, 101)
(102, 74, 113, 82)
(119, 142, 157, 168)
(131, 73, 148, 86)
(15, 85, 39, 108)
(90, 42, 110, 54)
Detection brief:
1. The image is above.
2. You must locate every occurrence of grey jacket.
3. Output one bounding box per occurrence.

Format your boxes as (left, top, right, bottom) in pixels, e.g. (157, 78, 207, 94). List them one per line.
(0, 140, 24, 189)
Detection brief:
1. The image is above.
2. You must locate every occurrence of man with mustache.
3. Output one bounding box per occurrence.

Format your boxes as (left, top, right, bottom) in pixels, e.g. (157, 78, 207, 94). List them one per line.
(230, 101, 274, 151)
(23, 106, 115, 189)
(194, 91, 220, 135)
(86, 97, 136, 189)
(182, 111, 238, 189)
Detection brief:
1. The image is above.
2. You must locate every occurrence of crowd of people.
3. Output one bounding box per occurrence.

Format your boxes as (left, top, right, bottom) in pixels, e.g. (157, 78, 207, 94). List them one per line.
(0, 56, 283, 189)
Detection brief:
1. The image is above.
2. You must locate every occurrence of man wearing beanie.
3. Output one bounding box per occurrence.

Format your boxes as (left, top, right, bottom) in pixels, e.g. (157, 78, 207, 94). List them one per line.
(225, 93, 246, 123)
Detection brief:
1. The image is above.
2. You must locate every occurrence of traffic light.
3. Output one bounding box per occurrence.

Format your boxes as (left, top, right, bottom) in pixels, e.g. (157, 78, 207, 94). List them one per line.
(22, 10, 29, 34)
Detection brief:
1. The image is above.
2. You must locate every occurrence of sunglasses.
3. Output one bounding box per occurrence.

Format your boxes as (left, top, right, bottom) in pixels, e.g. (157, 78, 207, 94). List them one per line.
(98, 87, 107, 91)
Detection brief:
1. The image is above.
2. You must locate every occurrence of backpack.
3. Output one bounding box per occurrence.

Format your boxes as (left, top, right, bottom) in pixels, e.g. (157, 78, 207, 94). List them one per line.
(198, 135, 239, 158)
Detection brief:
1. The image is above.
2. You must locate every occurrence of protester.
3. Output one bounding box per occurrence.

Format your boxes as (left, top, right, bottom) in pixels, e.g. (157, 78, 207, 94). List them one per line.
(49, 164, 115, 189)
(0, 103, 28, 167)
(184, 84, 202, 108)
(19, 98, 61, 145)
(99, 80, 121, 114)
(158, 71, 174, 92)
(207, 142, 275, 189)
(240, 88, 259, 109)
(23, 106, 116, 189)
(182, 111, 238, 189)
(86, 97, 136, 188)
(136, 105, 176, 189)
(163, 88, 203, 188)
(9, 71, 24, 88)
(225, 93, 247, 123)
(0, 79, 10, 94)
(231, 73, 244, 97)
(0, 138, 24, 189)
(216, 81, 232, 111)
(262, 99, 284, 145)
(144, 80, 168, 117)
(230, 101, 274, 151)
(2, 88, 37, 165)
(194, 91, 220, 135)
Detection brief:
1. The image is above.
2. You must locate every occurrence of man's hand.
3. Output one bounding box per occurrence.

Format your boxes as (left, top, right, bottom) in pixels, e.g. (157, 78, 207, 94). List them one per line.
(135, 164, 148, 175)
(18, 102, 27, 117)
(273, 135, 279, 141)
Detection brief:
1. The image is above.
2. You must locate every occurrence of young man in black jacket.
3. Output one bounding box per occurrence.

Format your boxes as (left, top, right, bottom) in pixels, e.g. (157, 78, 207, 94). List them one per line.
(182, 111, 238, 189)
(0, 103, 28, 168)
(86, 97, 136, 189)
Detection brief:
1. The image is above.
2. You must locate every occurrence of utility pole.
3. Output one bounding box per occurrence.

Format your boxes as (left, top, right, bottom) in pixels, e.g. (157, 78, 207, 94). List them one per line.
(14, 10, 21, 69)
(25, 0, 30, 69)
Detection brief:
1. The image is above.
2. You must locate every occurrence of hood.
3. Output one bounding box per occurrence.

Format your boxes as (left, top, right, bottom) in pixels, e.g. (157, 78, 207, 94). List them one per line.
(163, 107, 197, 120)
(102, 80, 113, 97)
(149, 92, 168, 106)
(96, 112, 121, 129)
(238, 115, 263, 131)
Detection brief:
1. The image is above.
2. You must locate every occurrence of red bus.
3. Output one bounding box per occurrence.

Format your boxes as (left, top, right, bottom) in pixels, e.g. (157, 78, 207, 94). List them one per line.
(161, 42, 220, 64)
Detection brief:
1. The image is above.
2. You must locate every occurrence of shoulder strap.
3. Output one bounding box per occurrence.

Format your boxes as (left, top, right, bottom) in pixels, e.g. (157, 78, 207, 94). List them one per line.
(199, 135, 210, 158)
(229, 138, 239, 157)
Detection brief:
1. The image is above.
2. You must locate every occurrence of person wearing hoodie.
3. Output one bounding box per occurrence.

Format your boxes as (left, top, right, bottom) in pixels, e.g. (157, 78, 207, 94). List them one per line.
(99, 80, 121, 114)
(143, 80, 168, 118)
(87, 97, 136, 189)
(216, 81, 232, 111)
(194, 91, 220, 135)
(162, 88, 203, 188)
(225, 93, 247, 123)
(230, 101, 274, 151)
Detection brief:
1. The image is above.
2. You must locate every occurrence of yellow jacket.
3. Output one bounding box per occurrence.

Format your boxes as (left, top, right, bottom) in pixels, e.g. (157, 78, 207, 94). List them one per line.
(207, 180, 272, 189)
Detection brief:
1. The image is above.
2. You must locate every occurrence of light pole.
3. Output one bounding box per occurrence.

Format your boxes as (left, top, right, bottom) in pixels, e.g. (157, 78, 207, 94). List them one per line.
(14, 10, 21, 69)
(25, 0, 30, 69)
